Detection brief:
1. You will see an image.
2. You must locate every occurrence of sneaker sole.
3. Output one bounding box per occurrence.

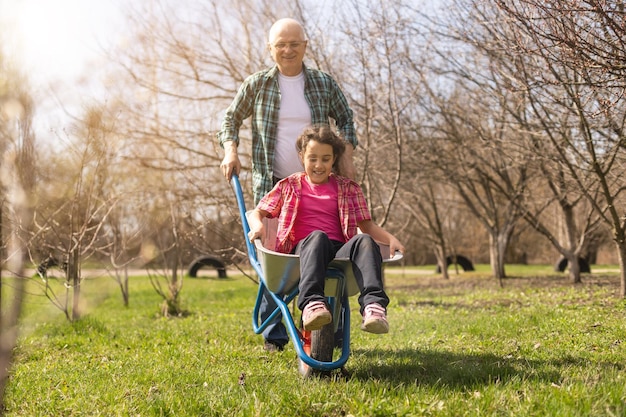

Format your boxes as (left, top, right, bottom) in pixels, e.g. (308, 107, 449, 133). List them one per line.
(361, 319, 389, 334)
(303, 312, 332, 331)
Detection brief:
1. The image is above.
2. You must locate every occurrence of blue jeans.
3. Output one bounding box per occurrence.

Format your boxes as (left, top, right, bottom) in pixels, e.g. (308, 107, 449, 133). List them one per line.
(259, 288, 289, 347)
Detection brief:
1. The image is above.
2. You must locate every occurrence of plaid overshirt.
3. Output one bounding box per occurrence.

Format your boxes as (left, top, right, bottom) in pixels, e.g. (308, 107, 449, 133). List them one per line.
(217, 65, 357, 203)
(256, 172, 371, 254)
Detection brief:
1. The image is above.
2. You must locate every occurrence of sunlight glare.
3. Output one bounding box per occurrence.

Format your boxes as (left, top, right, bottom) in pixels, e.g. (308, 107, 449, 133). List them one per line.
(1, 0, 117, 85)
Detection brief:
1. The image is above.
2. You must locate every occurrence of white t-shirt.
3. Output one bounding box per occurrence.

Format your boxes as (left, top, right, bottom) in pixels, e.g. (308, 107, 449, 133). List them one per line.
(273, 72, 311, 179)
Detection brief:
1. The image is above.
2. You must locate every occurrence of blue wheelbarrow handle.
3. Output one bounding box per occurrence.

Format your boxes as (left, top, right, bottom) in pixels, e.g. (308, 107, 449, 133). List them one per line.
(230, 174, 263, 278)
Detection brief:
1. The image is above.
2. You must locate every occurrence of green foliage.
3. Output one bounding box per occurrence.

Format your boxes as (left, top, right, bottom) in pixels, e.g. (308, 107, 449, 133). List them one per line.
(4, 268, 626, 416)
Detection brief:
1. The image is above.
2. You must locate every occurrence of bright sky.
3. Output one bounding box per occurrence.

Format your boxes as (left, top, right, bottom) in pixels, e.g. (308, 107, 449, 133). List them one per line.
(0, 0, 128, 140)
(0, 0, 124, 87)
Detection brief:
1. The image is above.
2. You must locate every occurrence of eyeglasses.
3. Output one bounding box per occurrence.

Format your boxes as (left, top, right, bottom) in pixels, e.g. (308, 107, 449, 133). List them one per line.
(271, 41, 307, 50)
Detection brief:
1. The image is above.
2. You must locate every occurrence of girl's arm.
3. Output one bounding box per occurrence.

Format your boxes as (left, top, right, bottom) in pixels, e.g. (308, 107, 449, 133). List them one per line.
(357, 219, 406, 258)
(247, 208, 270, 243)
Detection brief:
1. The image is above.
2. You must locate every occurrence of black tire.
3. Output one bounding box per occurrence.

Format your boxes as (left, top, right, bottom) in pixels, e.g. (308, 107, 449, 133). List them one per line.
(36, 257, 67, 278)
(435, 255, 475, 273)
(554, 257, 591, 273)
(298, 323, 334, 378)
(187, 255, 227, 278)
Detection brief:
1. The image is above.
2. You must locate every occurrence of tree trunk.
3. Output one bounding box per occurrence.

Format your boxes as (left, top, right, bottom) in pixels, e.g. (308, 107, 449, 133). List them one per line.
(69, 249, 81, 321)
(616, 241, 626, 298)
(562, 204, 582, 284)
(488, 233, 507, 280)
(433, 245, 450, 280)
(566, 255, 582, 284)
(122, 267, 129, 307)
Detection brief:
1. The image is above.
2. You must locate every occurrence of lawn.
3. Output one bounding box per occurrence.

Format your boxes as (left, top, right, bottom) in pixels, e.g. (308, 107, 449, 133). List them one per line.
(3, 266, 626, 416)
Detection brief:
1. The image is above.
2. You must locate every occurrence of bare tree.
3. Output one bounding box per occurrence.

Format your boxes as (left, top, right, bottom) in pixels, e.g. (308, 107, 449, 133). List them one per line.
(400, 184, 461, 280)
(146, 204, 186, 317)
(416, 0, 624, 283)
(30, 108, 120, 321)
(474, 0, 626, 290)
(415, 65, 531, 280)
(467, 0, 604, 284)
(104, 198, 144, 307)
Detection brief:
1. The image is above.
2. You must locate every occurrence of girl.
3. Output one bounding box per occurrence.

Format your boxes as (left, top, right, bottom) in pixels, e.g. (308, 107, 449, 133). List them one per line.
(247, 125, 405, 334)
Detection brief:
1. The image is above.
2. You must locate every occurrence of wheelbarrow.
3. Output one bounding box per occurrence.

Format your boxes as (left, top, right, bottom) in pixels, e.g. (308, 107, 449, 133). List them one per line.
(231, 174, 402, 376)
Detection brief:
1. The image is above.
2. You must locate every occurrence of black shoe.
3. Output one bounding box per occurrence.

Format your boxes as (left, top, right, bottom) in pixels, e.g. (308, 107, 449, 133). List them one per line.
(263, 341, 284, 352)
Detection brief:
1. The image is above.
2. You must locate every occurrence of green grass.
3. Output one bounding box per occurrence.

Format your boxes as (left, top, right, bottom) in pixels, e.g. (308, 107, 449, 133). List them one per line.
(3, 266, 626, 416)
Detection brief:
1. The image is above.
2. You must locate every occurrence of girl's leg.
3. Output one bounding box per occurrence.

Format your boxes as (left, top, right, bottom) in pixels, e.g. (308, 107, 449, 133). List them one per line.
(336, 234, 389, 313)
(295, 230, 336, 311)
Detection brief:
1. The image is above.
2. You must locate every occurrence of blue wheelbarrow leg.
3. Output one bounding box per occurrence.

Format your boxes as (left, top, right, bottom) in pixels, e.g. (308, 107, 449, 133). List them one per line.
(253, 282, 298, 335)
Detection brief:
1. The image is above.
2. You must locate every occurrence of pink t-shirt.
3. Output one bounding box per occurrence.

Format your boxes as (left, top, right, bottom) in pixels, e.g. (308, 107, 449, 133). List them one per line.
(293, 176, 344, 244)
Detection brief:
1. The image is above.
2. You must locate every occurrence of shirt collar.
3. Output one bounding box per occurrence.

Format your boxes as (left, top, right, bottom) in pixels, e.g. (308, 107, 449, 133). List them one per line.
(268, 63, 308, 79)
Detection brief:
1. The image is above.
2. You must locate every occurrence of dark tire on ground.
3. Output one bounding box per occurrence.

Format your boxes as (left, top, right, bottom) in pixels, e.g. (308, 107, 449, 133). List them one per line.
(435, 255, 475, 273)
(188, 255, 227, 278)
(554, 257, 591, 273)
(298, 323, 334, 378)
(36, 257, 67, 277)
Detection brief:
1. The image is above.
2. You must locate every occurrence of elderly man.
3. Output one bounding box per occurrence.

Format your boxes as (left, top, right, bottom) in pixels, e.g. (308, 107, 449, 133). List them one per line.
(217, 18, 357, 352)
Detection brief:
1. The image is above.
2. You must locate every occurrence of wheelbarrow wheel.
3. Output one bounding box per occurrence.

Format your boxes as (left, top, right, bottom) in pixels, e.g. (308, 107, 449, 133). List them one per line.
(298, 323, 334, 378)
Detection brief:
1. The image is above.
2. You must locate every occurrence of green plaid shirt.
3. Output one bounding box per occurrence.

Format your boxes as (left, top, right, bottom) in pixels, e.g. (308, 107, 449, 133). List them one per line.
(217, 64, 357, 203)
